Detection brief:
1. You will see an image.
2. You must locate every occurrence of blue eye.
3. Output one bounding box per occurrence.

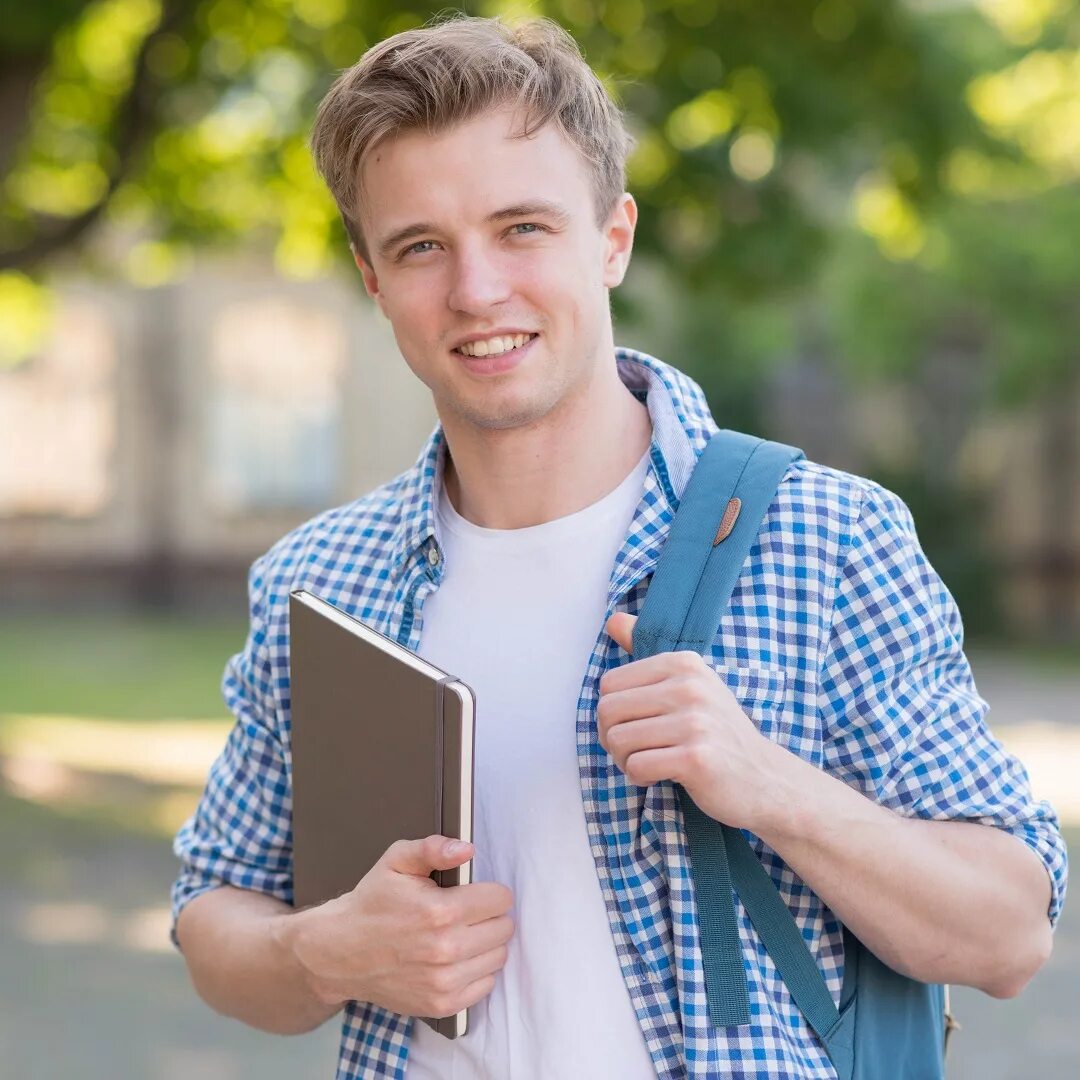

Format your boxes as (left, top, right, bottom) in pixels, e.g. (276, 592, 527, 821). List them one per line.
(403, 240, 437, 257)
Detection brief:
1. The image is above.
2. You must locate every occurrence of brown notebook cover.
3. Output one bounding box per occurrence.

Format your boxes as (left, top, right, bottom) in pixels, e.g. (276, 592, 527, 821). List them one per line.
(288, 589, 476, 1039)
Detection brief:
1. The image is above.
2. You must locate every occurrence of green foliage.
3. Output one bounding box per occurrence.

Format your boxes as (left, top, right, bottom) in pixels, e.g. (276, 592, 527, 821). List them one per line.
(0, 2, 1051, 281)
(823, 183, 1080, 408)
(0, 0, 1075, 418)
(0, 0, 90, 57)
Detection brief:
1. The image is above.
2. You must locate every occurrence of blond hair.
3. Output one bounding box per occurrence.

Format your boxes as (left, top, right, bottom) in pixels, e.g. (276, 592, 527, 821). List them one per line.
(309, 13, 634, 261)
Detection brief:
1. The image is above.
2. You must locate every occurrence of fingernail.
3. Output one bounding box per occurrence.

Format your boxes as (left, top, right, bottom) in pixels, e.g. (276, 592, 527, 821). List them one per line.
(445, 840, 468, 855)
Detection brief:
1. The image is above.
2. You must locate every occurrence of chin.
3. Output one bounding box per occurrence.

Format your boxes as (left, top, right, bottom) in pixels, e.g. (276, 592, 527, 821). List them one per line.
(442, 385, 557, 432)
(457, 404, 549, 432)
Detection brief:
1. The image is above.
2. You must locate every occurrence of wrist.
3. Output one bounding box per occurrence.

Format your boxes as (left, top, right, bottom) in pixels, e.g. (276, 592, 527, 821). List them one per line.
(748, 738, 825, 846)
(269, 900, 349, 1009)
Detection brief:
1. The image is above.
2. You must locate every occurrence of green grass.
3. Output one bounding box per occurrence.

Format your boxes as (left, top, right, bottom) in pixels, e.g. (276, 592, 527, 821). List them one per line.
(977, 640, 1080, 675)
(0, 614, 247, 720)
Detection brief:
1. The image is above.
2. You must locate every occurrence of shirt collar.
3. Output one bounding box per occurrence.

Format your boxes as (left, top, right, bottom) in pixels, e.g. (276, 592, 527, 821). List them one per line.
(390, 347, 719, 577)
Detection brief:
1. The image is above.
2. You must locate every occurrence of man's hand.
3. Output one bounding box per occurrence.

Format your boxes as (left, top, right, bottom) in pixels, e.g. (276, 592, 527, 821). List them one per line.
(275, 835, 514, 1020)
(601, 612, 779, 831)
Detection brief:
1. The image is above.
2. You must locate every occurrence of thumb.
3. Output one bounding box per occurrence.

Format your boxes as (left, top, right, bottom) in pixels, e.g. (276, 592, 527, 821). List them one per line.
(383, 834, 474, 877)
(605, 611, 637, 656)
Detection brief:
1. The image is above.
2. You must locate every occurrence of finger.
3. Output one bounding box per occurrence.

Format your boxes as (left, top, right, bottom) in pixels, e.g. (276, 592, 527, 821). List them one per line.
(604, 715, 685, 764)
(453, 913, 515, 959)
(597, 679, 692, 735)
(443, 881, 514, 924)
(599, 651, 704, 696)
(604, 611, 637, 654)
(621, 745, 685, 787)
(443, 972, 498, 1016)
(438, 942, 510, 994)
(383, 835, 474, 877)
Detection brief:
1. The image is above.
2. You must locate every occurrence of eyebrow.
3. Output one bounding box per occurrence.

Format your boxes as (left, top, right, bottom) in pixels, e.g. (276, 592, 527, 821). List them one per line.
(376, 199, 572, 259)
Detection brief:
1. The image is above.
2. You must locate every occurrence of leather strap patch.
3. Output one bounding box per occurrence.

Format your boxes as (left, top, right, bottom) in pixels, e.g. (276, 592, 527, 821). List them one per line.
(713, 497, 741, 546)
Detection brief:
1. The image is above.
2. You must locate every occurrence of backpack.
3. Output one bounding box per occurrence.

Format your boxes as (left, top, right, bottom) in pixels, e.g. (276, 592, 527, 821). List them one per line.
(633, 428, 960, 1079)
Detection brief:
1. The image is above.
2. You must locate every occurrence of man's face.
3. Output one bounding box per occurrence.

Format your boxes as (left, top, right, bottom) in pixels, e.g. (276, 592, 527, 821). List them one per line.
(354, 105, 636, 432)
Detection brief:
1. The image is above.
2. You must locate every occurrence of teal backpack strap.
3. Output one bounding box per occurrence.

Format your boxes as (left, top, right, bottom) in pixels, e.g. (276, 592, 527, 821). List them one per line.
(633, 429, 817, 1029)
(633, 429, 944, 1076)
(722, 820, 845, 1045)
(633, 429, 840, 1042)
(632, 431, 803, 657)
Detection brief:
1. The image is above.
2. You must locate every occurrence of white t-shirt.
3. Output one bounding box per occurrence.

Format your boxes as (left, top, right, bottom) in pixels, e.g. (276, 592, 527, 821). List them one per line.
(405, 448, 658, 1079)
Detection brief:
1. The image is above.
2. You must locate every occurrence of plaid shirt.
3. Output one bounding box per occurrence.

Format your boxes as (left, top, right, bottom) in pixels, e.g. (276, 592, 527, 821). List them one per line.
(172, 348, 1067, 1079)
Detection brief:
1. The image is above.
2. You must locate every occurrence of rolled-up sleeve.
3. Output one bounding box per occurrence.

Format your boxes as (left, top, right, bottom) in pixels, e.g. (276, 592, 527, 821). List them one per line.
(817, 482, 1069, 927)
(170, 554, 294, 948)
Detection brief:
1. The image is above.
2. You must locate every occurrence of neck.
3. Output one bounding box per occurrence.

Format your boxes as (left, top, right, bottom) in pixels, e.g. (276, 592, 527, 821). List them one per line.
(440, 360, 653, 531)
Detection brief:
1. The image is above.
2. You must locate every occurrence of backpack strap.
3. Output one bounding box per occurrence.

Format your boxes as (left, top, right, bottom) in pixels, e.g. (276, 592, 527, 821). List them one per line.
(632, 430, 803, 657)
(632, 430, 842, 1043)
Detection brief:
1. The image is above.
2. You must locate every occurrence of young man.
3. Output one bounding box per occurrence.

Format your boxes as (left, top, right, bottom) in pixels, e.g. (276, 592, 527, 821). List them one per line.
(171, 14, 1067, 1080)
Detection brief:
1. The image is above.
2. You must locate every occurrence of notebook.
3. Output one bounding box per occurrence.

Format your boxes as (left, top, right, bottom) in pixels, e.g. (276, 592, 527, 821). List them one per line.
(288, 588, 476, 1039)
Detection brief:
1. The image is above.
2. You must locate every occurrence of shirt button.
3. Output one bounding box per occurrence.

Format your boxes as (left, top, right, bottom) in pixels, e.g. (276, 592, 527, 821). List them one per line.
(427, 545, 441, 567)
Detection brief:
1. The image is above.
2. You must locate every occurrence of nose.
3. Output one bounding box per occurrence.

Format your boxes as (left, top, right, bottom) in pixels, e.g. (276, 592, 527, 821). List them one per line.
(446, 241, 513, 314)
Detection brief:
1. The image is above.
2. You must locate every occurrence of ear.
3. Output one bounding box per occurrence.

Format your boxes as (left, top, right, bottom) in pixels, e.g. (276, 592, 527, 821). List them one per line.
(352, 244, 389, 319)
(601, 193, 637, 289)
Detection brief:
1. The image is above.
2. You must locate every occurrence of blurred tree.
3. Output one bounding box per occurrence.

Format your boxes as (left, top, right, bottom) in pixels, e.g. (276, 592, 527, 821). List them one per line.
(0, 0, 1022, 347)
(814, 1, 1080, 638)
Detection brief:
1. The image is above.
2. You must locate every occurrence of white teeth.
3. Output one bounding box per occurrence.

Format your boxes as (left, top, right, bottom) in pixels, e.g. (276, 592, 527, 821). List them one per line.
(457, 333, 533, 358)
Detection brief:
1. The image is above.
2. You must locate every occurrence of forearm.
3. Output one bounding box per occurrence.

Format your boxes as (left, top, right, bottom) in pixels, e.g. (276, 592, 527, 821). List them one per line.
(175, 885, 342, 1035)
(753, 741, 1054, 998)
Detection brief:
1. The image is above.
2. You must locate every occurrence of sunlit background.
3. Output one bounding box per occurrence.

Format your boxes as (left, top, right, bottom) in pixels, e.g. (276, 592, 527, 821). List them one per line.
(0, 1, 1077, 1077)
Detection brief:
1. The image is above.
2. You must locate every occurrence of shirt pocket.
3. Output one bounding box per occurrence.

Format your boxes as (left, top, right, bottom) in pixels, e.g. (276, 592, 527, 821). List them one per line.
(705, 661, 789, 743)
(643, 662, 792, 828)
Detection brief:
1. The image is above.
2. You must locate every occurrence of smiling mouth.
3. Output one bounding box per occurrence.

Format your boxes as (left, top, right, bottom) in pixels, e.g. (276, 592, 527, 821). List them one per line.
(452, 332, 539, 359)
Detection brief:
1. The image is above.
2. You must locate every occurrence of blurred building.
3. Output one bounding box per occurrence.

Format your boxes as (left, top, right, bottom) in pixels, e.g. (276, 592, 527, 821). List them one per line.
(1, 256, 1077, 640)
(0, 255, 434, 613)
(765, 350, 1080, 643)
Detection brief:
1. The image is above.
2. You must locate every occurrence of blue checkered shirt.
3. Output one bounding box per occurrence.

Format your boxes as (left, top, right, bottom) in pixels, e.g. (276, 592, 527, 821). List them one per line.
(172, 348, 1067, 1079)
